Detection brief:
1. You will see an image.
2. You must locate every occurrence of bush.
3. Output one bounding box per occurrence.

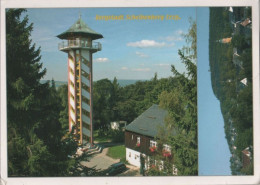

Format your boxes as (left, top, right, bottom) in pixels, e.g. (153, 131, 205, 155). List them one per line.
(108, 129, 124, 143)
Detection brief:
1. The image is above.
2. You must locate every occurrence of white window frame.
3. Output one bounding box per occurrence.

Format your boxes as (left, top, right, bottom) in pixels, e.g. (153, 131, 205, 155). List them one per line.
(173, 165, 178, 175)
(159, 160, 164, 171)
(137, 136, 140, 144)
(150, 140, 157, 148)
(163, 144, 171, 152)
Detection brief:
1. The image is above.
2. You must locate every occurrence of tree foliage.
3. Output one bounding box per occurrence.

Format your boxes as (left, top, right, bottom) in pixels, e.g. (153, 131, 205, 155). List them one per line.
(93, 75, 178, 138)
(156, 19, 198, 176)
(209, 7, 253, 175)
(7, 9, 78, 177)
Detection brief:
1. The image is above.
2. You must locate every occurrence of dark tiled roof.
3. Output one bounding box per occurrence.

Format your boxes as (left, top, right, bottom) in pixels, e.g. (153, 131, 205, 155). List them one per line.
(57, 17, 103, 40)
(125, 104, 170, 137)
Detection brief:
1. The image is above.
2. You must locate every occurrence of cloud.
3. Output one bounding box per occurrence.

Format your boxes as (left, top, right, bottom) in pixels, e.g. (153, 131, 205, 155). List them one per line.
(165, 36, 182, 42)
(121, 67, 128, 70)
(175, 29, 184, 35)
(132, 68, 151, 72)
(94, 58, 109, 63)
(160, 29, 184, 42)
(127, 40, 166, 48)
(135, 51, 148, 58)
(154, 63, 171, 67)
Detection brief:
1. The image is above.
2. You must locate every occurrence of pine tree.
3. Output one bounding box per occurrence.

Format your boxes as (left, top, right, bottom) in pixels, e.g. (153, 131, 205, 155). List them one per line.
(6, 9, 77, 177)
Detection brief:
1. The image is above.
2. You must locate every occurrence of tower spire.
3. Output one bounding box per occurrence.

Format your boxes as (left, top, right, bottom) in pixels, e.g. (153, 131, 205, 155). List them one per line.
(79, 10, 82, 19)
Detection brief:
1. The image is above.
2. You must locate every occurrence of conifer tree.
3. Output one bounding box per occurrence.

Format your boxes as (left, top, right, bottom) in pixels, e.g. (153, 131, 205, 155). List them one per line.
(6, 9, 77, 177)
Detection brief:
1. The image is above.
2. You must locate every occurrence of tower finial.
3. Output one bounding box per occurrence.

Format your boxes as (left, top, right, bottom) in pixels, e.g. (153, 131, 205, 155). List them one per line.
(79, 10, 82, 19)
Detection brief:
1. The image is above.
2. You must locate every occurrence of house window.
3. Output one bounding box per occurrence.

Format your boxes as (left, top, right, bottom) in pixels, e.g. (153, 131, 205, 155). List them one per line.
(173, 165, 178, 175)
(137, 137, 140, 144)
(149, 140, 157, 152)
(135, 154, 139, 159)
(163, 144, 172, 157)
(163, 144, 171, 152)
(159, 161, 164, 171)
(129, 152, 131, 158)
(148, 159, 157, 169)
(150, 140, 157, 148)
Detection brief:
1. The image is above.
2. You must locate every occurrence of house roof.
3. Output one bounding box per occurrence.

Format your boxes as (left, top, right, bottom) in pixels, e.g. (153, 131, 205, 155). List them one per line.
(125, 104, 172, 138)
(57, 16, 103, 40)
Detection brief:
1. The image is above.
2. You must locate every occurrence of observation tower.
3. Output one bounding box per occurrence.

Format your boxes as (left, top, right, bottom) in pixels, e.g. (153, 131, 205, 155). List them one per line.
(57, 16, 103, 145)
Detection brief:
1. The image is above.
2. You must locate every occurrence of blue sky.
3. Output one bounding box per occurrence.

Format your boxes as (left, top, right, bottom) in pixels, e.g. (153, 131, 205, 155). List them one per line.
(24, 7, 195, 81)
(197, 7, 231, 175)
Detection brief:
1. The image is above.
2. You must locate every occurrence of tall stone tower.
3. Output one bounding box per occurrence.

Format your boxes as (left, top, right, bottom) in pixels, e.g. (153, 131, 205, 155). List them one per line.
(57, 16, 103, 145)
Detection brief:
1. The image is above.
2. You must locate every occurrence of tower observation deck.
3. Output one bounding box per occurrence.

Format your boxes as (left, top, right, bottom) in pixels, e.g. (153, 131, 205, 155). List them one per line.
(57, 16, 103, 145)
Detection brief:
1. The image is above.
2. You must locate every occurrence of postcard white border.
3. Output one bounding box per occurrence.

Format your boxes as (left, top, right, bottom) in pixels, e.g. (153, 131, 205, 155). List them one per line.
(1, 0, 259, 185)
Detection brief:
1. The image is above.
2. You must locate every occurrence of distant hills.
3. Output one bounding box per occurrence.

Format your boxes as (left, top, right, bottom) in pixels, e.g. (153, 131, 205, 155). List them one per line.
(40, 80, 67, 88)
(115, 79, 145, 87)
(40, 79, 145, 88)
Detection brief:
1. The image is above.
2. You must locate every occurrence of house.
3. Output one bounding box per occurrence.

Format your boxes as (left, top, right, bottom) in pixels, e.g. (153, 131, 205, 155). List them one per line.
(110, 121, 127, 130)
(125, 104, 177, 175)
(240, 18, 251, 27)
(240, 78, 248, 86)
(228, 7, 233, 13)
(241, 147, 252, 169)
(217, 37, 232, 44)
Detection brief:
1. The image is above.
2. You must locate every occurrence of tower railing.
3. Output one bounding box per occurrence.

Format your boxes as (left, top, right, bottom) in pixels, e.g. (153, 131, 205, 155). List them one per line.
(58, 39, 102, 51)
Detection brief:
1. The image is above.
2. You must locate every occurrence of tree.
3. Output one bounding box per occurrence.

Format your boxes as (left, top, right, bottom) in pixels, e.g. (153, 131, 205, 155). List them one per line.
(58, 84, 69, 133)
(155, 19, 198, 175)
(6, 9, 76, 176)
(93, 79, 114, 135)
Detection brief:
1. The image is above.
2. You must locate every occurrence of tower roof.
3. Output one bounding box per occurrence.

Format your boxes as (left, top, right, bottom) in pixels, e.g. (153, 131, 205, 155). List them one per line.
(57, 16, 103, 40)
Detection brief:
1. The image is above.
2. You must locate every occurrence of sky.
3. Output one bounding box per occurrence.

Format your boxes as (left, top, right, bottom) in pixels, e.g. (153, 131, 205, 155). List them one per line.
(197, 8, 232, 175)
(24, 7, 195, 81)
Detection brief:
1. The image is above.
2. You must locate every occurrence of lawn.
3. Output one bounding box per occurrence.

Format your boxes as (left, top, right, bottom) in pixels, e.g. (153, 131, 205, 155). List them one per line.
(107, 145, 126, 160)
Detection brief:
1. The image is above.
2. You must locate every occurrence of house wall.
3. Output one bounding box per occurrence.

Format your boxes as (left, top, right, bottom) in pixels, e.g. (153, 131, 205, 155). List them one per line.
(125, 130, 154, 155)
(125, 130, 177, 174)
(126, 148, 141, 167)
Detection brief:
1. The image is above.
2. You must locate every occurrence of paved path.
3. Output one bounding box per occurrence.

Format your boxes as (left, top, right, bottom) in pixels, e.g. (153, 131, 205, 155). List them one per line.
(80, 144, 141, 176)
(80, 148, 120, 170)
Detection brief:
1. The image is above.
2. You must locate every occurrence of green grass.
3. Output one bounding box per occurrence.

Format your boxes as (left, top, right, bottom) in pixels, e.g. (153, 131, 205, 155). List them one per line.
(107, 145, 126, 160)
